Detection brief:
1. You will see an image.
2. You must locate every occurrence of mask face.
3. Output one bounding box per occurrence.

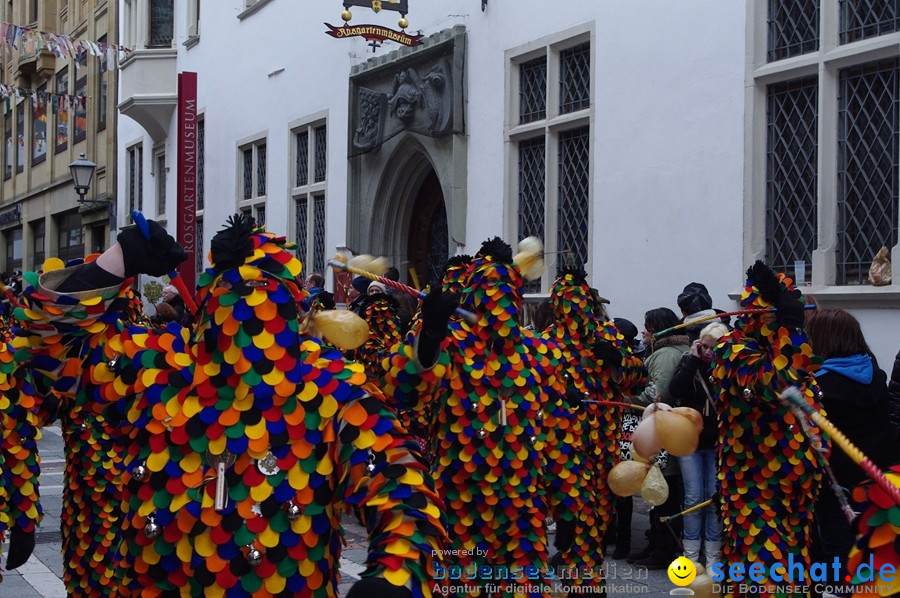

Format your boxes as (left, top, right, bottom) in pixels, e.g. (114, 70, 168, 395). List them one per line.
(461, 260, 522, 333)
(441, 261, 472, 295)
(549, 273, 595, 330)
(194, 233, 307, 393)
(736, 271, 790, 338)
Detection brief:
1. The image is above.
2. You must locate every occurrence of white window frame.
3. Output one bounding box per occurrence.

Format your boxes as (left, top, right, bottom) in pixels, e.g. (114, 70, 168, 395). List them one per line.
(746, 0, 900, 302)
(236, 132, 267, 224)
(504, 23, 595, 294)
(237, 0, 273, 20)
(290, 112, 328, 276)
(186, 0, 200, 40)
(126, 142, 143, 224)
(153, 146, 166, 218)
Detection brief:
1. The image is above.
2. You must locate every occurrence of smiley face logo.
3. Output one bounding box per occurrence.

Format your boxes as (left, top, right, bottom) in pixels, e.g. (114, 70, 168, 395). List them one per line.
(667, 556, 696, 586)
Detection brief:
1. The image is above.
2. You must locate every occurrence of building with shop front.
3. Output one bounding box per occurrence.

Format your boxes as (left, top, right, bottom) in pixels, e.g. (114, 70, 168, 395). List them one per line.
(0, 0, 118, 276)
(117, 0, 900, 365)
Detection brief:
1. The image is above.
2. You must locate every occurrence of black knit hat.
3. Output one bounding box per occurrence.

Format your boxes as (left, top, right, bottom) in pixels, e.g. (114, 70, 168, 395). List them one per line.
(613, 317, 639, 342)
(351, 276, 371, 294)
(677, 282, 712, 314)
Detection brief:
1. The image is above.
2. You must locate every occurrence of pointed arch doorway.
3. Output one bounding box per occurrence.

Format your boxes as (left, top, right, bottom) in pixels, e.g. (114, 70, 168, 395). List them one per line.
(406, 169, 448, 289)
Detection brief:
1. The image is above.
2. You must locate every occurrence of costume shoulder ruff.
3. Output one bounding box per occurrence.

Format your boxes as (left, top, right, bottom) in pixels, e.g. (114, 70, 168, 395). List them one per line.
(12, 258, 135, 595)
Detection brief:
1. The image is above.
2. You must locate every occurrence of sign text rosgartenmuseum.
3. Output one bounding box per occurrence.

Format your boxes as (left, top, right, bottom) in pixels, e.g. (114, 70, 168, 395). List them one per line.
(177, 72, 198, 291)
(325, 23, 422, 46)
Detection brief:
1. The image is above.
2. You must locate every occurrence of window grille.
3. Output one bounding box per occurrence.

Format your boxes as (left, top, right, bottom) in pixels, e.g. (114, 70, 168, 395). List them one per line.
(560, 42, 590, 114)
(242, 148, 253, 200)
(518, 137, 545, 292)
(519, 57, 547, 124)
(313, 195, 326, 274)
(156, 153, 166, 215)
(428, 204, 448, 287)
(296, 130, 309, 187)
(149, 0, 174, 47)
(256, 143, 266, 197)
(837, 58, 899, 284)
(767, 0, 819, 62)
(766, 76, 818, 280)
(296, 197, 308, 264)
(557, 127, 590, 273)
(314, 126, 327, 183)
(840, 0, 900, 44)
(196, 218, 204, 274)
(128, 145, 143, 215)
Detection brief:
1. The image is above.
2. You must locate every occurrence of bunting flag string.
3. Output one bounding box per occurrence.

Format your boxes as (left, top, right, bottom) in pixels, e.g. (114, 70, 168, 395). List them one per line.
(0, 22, 130, 69)
(0, 84, 87, 113)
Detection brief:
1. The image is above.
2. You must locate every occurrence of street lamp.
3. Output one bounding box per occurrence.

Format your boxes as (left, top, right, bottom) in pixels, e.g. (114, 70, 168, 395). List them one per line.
(69, 153, 97, 204)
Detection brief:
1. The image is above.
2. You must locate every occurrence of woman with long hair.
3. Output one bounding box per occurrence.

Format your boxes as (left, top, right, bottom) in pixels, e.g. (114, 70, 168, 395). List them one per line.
(805, 308, 899, 569)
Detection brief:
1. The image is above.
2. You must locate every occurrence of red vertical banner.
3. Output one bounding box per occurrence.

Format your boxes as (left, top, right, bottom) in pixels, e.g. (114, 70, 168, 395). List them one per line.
(177, 72, 198, 292)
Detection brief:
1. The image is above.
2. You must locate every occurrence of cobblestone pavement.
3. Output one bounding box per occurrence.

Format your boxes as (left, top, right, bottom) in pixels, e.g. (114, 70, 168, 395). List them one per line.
(7, 426, 673, 597)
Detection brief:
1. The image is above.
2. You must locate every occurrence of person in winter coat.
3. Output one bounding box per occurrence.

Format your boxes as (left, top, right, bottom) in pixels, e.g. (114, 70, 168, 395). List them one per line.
(805, 308, 900, 570)
(160, 284, 186, 320)
(608, 317, 646, 560)
(886, 348, 900, 432)
(624, 307, 688, 569)
(676, 282, 723, 343)
(668, 321, 729, 570)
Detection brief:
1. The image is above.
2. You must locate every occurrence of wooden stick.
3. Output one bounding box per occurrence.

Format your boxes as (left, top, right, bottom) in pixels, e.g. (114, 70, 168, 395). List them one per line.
(780, 387, 900, 507)
(168, 271, 199, 314)
(328, 259, 477, 324)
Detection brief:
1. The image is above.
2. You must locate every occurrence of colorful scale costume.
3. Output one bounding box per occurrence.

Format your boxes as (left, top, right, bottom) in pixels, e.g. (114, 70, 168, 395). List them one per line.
(710, 266, 828, 596)
(847, 465, 900, 596)
(12, 256, 140, 596)
(16, 217, 447, 597)
(346, 293, 403, 381)
(539, 268, 644, 584)
(0, 342, 41, 579)
(393, 256, 473, 465)
(385, 239, 576, 598)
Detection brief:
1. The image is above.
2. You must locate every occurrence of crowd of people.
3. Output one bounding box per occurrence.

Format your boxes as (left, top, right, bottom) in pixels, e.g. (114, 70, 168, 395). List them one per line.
(0, 211, 896, 598)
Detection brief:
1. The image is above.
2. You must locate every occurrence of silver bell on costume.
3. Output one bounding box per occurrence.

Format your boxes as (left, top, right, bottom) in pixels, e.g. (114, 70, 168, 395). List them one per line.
(247, 546, 264, 566)
(286, 502, 301, 521)
(144, 516, 160, 539)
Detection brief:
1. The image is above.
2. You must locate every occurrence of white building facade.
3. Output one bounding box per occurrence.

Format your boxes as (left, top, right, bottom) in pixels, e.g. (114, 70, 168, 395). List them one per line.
(117, 0, 900, 366)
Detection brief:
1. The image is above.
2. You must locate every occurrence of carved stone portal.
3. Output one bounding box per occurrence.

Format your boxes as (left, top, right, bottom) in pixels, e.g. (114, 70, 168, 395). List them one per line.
(351, 55, 455, 153)
(347, 26, 467, 269)
(353, 87, 386, 153)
